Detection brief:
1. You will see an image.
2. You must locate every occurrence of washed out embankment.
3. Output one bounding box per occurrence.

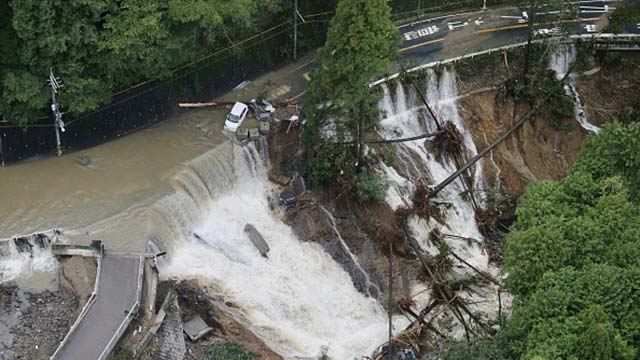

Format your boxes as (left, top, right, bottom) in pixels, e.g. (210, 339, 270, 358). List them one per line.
(151, 141, 409, 359)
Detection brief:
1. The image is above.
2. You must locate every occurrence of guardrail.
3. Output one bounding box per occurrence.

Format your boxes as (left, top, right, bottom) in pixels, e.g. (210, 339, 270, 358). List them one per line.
(50, 242, 104, 360)
(97, 255, 144, 360)
(370, 33, 640, 87)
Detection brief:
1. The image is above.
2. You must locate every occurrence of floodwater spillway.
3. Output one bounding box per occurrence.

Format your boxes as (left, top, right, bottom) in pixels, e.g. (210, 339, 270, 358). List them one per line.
(154, 141, 408, 359)
(0, 112, 407, 358)
(377, 67, 504, 338)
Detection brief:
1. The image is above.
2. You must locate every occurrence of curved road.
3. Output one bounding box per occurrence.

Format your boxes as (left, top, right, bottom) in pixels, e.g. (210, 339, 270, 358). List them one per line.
(53, 256, 142, 360)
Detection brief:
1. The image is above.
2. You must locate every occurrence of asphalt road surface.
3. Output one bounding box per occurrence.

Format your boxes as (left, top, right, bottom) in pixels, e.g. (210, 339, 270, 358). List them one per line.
(54, 256, 141, 360)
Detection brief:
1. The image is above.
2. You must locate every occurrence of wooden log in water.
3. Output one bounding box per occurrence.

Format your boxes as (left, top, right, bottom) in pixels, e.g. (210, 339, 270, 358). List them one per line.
(178, 101, 235, 108)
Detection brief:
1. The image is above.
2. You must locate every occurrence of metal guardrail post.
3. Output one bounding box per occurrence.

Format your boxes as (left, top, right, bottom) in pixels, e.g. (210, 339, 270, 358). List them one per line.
(0, 133, 4, 167)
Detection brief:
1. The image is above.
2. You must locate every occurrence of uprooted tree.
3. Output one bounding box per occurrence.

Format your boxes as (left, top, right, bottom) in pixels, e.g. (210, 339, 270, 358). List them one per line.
(303, 0, 400, 192)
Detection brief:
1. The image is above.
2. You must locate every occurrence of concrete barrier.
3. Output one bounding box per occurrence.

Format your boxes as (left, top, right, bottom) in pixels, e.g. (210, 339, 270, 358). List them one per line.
(51, 243, 101, 257)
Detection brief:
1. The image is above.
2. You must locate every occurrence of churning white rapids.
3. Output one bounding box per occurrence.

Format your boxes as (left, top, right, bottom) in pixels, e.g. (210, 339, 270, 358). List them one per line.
(157, 142, 408, 359)
(377, 67, 505, 338)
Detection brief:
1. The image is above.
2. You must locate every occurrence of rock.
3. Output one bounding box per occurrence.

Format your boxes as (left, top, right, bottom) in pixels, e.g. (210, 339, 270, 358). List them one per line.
(268, 174, 290, 186)
(76, 155, 91, 167)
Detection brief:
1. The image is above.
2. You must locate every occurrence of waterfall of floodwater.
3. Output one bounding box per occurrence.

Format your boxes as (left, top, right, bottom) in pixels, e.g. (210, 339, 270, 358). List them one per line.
(258, 135, 270, 165)
(548, 44, 601, 134)
(152, 141, 407, 359)
(0, 232, 59, 287)
(318, 206, 382, 299)
(377, 68, 502, 338)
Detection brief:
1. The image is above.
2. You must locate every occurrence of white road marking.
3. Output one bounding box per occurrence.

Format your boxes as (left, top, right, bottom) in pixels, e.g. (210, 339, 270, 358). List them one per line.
(447, 21, 468, 30)
(403, 25, 440, 41)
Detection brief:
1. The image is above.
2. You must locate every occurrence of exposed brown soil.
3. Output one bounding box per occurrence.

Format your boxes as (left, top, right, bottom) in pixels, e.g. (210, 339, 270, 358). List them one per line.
(60, 256, 97, 309)
(139, 279, 282, 360)
(577, 53, 640, 126)
(460, 91, 586, 195)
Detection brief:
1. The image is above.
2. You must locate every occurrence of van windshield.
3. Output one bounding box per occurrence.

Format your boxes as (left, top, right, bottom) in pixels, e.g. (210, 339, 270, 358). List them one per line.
(228, 114, 240, 123)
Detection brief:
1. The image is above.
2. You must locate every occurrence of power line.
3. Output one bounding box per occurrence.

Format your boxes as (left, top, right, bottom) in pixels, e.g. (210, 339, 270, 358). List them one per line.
(3, 11, 337, 128)
(64, 24, 298, 127)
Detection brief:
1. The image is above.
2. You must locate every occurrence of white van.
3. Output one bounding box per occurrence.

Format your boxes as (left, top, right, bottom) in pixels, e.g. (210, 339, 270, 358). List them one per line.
(224, 102, 249, 132)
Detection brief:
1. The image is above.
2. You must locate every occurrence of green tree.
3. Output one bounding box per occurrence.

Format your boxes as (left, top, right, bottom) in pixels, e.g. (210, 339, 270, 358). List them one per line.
(574, 122, 640, 197)
(304, 0, 399, 184)
(445, 123, 640, 360)
(0, 0, 287, 124)
(207, 341, 256, 360)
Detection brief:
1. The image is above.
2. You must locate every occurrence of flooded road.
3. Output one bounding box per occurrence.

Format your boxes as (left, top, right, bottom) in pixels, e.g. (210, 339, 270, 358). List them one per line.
(0, 56, 406, 359)
(0, 59, 309, 252)
(0, 109, 224, 251)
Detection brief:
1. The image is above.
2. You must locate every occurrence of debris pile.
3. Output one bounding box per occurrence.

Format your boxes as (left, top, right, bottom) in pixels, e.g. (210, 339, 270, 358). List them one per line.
(431, 121, 463, 157)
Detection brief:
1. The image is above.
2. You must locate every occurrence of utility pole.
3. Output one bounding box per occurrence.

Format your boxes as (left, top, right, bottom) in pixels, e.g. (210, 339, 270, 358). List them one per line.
(293, 0, 305, 60)
(48, 69, 65, 156)
(293, 0, 298, 60)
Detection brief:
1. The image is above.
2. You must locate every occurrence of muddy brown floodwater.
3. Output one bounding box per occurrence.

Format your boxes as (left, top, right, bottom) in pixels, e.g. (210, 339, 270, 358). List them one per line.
(0, 60, 306, 254)
(0, 109, 224, 252)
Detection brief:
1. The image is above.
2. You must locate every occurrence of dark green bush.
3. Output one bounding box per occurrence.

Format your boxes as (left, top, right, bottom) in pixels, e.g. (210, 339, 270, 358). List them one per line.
(356, 171, 389, 203)
(207, 342, 256, 360)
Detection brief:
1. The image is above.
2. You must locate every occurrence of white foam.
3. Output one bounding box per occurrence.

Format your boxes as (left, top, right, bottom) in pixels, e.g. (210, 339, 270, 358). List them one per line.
(548, 44, 600, 134)
(0, 245, 59, 285)
(160, 143, 408, 359)
(377, 68, 502, 339)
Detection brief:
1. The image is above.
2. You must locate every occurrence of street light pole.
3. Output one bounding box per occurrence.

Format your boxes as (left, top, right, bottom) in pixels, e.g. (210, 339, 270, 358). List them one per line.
(48, 69, 65, 156)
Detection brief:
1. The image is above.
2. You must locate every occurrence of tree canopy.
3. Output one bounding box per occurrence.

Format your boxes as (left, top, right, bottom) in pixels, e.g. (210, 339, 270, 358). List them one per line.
(0, 0, 286, 124)
(303, 0, 399, 186)
(444, 123, 640, 360)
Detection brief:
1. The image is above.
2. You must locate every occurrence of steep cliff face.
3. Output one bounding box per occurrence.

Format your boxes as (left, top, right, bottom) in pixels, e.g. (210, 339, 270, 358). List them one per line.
(460, 90, 587, 195)
(461, 52, 639, 197)
(264, 48, 640, 357)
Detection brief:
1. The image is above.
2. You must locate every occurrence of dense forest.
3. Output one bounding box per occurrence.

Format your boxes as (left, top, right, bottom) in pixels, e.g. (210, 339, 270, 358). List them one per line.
(0, 0, 336, 125)
(444, 122, 640, 359)
(0, 0, 539, 125)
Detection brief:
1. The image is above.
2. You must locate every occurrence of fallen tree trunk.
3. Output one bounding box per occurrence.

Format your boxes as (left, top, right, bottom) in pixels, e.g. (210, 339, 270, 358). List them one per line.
(430, 95, 551, 197)
(178, 101, 235, 108)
